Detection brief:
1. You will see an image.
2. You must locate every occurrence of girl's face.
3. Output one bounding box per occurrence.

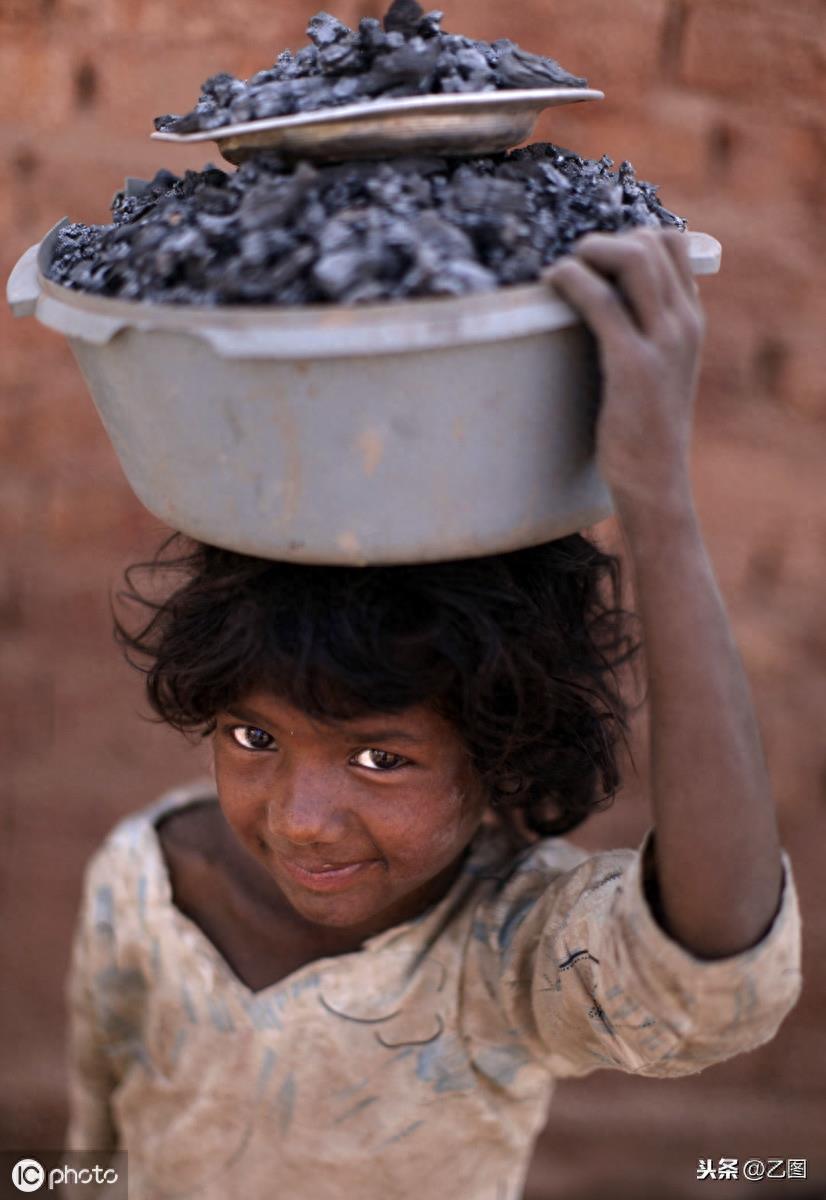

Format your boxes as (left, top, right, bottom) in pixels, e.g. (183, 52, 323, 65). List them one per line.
(212, 691, 489, 939)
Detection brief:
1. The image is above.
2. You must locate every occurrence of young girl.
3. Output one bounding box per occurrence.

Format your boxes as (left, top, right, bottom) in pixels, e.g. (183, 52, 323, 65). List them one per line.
(65, 229, 801, 1199)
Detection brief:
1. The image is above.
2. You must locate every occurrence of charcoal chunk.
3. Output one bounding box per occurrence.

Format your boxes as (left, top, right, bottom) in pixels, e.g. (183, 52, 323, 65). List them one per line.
(307, 12, 352, 48)
(200, 72, 245, 108)
(293, 45, 320, 73)
(47, 143, 687, 308)
(330, 76, 364, 103)
(153, 1, 589, 132)
(417, 10, 444, 39)
(317, 38, 363, 75)
(493, 42, 586, 89)
(313, 248, 373, 298)
(383, 0, 425, 37)
(360, 38, 440, 95)
(251, 82, 294, 119)
(357, 17, 387, 53)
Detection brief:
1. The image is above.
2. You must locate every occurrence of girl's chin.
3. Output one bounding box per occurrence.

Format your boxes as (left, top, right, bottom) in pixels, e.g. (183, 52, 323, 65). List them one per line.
(282, 891, 396, 937)
(275, 874, 420, 936)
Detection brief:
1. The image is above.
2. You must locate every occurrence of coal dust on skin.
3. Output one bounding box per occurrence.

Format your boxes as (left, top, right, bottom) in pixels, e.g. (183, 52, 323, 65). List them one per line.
(210, 693, 489, 947)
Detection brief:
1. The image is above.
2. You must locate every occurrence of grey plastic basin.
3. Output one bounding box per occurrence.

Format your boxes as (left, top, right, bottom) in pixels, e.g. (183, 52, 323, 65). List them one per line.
(7, 221, 721, 564)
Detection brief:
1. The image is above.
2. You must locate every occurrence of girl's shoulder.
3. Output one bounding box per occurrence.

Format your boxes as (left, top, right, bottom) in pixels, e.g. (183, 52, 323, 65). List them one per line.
(78, 779, 218, 923)
(475, 817, 603, 885)
(94, 779, 218, 858)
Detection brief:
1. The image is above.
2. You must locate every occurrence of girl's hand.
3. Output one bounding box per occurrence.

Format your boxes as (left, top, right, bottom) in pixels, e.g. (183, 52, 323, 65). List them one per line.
(547, 228, 706, 514)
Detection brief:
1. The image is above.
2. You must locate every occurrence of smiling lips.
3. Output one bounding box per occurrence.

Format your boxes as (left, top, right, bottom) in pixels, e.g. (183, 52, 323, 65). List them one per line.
(277, 855, 380, 892)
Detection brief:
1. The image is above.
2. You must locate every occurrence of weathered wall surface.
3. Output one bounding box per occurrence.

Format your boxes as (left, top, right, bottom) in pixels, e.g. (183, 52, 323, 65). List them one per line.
(1, 1, 824, 1196)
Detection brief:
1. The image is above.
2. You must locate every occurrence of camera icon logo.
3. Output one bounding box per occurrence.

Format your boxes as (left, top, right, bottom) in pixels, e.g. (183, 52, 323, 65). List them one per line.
(11, 1158, 45, 1192)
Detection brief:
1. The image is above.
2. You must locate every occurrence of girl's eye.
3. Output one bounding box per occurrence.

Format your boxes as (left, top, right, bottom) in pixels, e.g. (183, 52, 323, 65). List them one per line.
(353, 748, 407, 772)
(231, 726, 275, 751)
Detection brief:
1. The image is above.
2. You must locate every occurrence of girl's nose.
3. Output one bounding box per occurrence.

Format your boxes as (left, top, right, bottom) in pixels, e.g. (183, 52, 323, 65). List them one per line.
(267, 766, 347, 846)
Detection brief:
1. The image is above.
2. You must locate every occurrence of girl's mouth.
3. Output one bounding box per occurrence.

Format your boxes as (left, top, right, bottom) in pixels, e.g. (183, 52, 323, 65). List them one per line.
(277, 856, 380, 892)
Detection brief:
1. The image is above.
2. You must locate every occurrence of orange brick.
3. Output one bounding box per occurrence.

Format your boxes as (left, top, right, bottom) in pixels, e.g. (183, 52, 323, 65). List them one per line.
(0, 36, 75, 130)
(773, 336, 826, 420)
(54, 0, 371, 40)
(445, 0, 671, 96)
(716, 115, 826, 211)
(680, 2, 826, 105)
(0, 0, 52, 26)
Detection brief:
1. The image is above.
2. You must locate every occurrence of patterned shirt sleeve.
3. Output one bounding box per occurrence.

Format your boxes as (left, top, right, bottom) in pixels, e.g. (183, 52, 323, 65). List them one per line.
(64, 844, 122, 1152)
(462, 829, 802, 1080)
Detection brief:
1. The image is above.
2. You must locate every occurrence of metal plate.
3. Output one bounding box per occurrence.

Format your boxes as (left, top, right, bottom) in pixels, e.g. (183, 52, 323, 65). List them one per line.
(151, 87, 604, 163)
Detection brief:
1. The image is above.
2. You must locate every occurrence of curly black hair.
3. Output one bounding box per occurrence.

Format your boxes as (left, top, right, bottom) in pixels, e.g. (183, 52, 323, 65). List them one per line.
(114, 533, 640, 839)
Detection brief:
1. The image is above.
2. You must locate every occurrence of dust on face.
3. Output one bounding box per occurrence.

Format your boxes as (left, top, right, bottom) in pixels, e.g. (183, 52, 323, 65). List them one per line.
(212, 692, 488, 939)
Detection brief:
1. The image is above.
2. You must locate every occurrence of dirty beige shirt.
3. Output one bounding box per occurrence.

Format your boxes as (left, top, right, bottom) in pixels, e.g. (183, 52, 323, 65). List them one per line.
(66, 783, 802, 1200)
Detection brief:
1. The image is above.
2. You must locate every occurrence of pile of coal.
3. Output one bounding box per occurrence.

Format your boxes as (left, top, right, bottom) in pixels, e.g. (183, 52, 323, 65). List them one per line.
(154, 0, 587, 135)
(47, 144, 686, 307)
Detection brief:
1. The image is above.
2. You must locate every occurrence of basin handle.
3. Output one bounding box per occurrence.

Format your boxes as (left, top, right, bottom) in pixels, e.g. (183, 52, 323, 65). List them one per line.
(8, 222, 129, 344)
(687, 231, 722, 276)
(35, 295, 128, 345)
(6, 243, 41, 317)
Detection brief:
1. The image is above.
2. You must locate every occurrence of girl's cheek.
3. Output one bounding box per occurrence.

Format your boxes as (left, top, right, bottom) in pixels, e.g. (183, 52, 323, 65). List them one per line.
(399, 787, 480, 867)
(213, 757, 270, 833)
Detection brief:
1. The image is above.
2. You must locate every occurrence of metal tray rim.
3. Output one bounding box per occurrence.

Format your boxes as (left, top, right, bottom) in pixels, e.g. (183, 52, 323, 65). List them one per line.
(150, 87, 605, 145)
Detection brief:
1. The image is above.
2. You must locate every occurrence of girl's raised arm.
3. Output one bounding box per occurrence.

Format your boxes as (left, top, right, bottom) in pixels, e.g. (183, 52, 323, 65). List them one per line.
(549, 230, 784, 959)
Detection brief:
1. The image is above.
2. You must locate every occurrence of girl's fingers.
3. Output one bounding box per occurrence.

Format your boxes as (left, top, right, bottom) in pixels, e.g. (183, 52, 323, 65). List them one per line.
(569, 229, 677, 335)
(548, 255, 640, 350)
(661, 229, 698, 301)
(571, 229, 672, 331)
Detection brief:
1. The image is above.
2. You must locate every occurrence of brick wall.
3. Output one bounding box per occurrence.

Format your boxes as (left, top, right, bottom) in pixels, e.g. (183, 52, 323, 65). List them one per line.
(2, 1, 824, 1195)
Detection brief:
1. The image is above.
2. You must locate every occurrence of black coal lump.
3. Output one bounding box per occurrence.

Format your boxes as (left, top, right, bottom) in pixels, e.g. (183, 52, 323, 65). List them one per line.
(46, 146, 687, 307)
(154, 0, 587, 133)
